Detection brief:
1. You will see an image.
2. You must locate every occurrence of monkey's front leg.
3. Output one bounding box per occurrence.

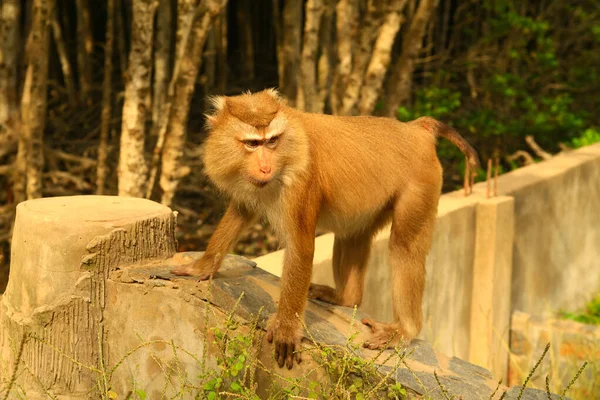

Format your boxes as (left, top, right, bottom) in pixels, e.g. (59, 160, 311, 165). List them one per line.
(267, 211, 317, 369)
(171, 203, 254, 279)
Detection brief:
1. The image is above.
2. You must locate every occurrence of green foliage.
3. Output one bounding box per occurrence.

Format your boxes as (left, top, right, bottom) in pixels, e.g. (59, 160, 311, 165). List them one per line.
(560, 293, 600, 325)
(570, 128, 600, 149)
(397, 0, 599, 174)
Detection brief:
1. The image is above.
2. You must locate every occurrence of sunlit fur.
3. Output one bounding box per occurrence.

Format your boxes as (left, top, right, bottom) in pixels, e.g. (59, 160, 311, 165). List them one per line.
(176, 88, 479, 370)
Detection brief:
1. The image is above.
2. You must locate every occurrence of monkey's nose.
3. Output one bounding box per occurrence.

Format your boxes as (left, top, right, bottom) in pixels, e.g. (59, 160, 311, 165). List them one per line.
(260, 165, 272, 174)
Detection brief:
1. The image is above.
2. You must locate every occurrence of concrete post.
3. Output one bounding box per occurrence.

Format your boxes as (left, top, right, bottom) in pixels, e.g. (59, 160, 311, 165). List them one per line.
(468, 196, 515, 381)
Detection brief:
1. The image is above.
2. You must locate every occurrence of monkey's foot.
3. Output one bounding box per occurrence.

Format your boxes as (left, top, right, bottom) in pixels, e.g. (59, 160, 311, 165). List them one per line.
(170, 261, 214, 280)
(308, 283, 340, 305)
(266, 315, 303, 370)
(361, 318, 410, 350)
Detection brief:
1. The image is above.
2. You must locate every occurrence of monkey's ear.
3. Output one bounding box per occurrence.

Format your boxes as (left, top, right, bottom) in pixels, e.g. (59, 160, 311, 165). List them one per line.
(207, 95, 226, 112)
(204, 113, 218, 129)
(264, 88, 283, 102)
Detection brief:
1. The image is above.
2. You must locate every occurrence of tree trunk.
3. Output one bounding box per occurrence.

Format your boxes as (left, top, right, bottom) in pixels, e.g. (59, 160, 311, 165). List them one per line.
(274, 0, 302, 106)
(18, 0, 54, 200)
(159, 0, 227, 207)
(115, 0, 128, 77)
(339, 0, 384, 116)
(331, 0, 358, 115)
(51, 6, 77, 108)
(153, 0, 174, 128)
(215, 7, 227, 93)
(75, 0, 93, 101)
(97, 0, 115, 195)
(146, 1, 197, 200)
(317, 0, 336, 113)
(117, 0, 156, 197)
(297, 0, 324, 112)
(236, 1, 255, 85)
(202, 25, 217, 91)
(0, 0, 21, 139)
(383, 0, 438, 117)
(176, 0, 196, 59)
(358, 0, 408, 115)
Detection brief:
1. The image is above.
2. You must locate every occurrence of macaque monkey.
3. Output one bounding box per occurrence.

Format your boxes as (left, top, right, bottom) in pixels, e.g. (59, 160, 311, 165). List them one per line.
(172, 89, 479, 370)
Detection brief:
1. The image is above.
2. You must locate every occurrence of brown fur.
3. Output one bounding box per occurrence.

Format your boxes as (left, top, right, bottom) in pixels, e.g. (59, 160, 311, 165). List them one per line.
(172, 89, 480, 369)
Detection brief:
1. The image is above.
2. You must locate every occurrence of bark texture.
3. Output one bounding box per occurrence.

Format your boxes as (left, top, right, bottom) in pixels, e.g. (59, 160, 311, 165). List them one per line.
(274, 0, 302, 106)
(19, 0, 54, 200)
(176, 0, 197, 60)
(153, 0, 174, 127)
(359, 0, 408, 115)
(0, 0, 21, 134)
(317, 0, 336, 113)
(159, 0, 228, 207)
(236, 1, 255, 83)
(383, 0, 438, 117)
(117, 0, 156, 197)
(297, 0, 324, 112)
(331, 0, 359, 115)
(75, 0, 93, 100)
(51, 6, 77, 108)
(339, 0, 383, 116)
(97, 0, 115, 195)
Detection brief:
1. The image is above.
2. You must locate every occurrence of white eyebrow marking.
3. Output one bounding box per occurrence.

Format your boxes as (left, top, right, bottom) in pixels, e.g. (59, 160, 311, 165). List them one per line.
(242, 132, 263, 141)
(265, 113, 287, 139)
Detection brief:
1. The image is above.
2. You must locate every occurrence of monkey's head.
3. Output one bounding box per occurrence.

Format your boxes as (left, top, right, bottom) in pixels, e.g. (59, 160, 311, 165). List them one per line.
(202, 89, 310, 199)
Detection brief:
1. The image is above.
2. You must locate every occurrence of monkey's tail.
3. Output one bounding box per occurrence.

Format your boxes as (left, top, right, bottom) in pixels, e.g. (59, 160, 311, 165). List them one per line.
(414, 116, 480, 169)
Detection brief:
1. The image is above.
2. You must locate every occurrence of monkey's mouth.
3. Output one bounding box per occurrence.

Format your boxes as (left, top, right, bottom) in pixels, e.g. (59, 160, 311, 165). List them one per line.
(248, 177, 271, 187)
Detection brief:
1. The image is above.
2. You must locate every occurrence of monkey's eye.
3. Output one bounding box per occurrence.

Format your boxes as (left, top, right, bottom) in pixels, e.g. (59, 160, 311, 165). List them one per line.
(266, 136, 279, 147)
(243, 140, 261, 149)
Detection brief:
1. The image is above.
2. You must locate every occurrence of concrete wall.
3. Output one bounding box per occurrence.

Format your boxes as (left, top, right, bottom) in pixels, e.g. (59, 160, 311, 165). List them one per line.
(498, 144, 600, 315)
(253, 142, 600, 375)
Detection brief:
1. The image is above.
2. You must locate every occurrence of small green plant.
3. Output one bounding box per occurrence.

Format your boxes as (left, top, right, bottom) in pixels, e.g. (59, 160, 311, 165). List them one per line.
(560, 293, 600, 325)
(570, 128, 600, 149)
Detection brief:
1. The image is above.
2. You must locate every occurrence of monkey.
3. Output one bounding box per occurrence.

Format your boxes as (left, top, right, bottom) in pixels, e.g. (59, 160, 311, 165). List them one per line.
(172, 88, 479, 370)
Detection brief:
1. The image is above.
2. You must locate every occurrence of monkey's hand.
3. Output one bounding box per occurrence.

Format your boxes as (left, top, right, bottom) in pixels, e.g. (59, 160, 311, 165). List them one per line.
(266, 314, 303, 369)
(170, 256, 217, 280)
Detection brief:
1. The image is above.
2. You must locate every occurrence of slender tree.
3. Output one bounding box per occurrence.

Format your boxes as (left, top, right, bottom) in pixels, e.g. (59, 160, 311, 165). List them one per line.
(338, 0, 384, 116)
(153, 0, 174, 128)
(297, 0, 325, 112)
(359, 0, 408, 115)
(18, 0, 54, 200)
(0, 0, 21, 137)
(331, 0, 358, 114)
(383, 0, 438, 117)
(117, 0, 156, 197)
(274, 0, 303, 106)
(97, 0, 115, 195)
(159, 0, 228, 207)
(75, 0, 93, 101)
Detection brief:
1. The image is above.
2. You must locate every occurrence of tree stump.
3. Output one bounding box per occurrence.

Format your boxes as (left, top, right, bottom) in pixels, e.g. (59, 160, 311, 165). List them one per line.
(1, 195, 176, 397)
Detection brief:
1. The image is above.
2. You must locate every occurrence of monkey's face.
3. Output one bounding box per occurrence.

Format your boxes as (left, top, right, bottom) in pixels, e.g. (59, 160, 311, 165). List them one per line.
(239, 133, 281, 187)
(202, 112, 289, 194)
(202, 89, 310, 200)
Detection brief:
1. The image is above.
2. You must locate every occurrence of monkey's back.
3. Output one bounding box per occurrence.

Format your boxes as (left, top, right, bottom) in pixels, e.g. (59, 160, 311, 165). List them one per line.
(293, 110, 443, 236)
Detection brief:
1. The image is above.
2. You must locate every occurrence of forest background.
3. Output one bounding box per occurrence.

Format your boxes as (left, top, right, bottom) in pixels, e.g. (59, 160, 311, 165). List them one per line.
(0, 0, 599, 291)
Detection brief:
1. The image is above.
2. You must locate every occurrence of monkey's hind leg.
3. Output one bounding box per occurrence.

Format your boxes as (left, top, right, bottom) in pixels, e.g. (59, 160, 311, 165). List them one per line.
(309, 234, 371, 307)
(362, 187, 438, 350)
